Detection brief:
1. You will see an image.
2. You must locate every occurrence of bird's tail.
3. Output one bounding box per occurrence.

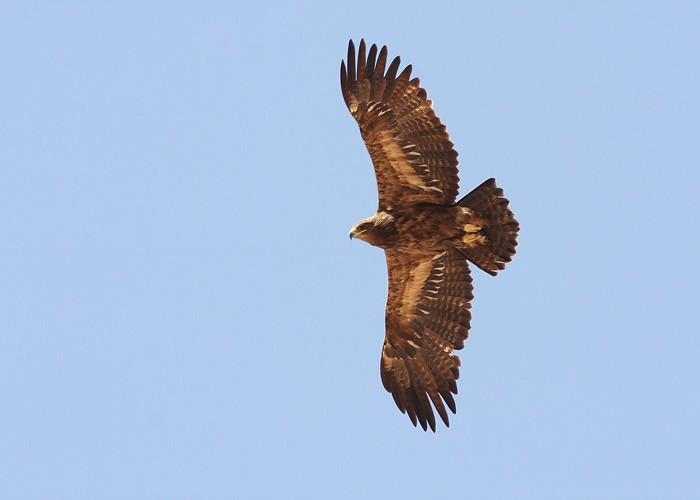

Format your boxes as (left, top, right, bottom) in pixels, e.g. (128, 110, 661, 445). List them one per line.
(455, 178, 519, 276)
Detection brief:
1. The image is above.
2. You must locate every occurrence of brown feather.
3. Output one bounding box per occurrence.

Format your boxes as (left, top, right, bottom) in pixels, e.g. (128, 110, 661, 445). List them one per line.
(357, 40, 366, 84)
(340, 40, 460, 210)
(456, 178, 520, 275)
(381, 248, 473, 431)
(346, 41, 356, 91)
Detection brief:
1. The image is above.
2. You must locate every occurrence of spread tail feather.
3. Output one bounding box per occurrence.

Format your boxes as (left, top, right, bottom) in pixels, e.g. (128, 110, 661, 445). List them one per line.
(456, 178, 519, 276)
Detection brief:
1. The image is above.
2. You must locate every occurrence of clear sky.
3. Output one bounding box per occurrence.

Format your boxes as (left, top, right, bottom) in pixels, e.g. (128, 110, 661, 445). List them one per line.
(2, 2, 699, 499)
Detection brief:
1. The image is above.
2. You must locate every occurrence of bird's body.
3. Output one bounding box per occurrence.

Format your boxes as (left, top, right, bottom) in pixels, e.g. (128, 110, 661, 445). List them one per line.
(351, 205, 458, 251)
(351, 194, 499, 252)
(342, 40, 519, 431)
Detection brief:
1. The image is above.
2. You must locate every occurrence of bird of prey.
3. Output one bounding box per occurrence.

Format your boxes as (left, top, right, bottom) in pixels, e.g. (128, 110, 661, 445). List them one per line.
(341, 39, 519, 431)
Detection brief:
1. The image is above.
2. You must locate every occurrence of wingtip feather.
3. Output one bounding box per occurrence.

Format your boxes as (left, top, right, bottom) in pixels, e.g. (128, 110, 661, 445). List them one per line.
(347, 39, 356, 85)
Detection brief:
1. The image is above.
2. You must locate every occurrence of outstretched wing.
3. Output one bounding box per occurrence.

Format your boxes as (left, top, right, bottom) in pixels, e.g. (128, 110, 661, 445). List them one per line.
(382, 247, 473, 431)
(340, 39, 460, 211)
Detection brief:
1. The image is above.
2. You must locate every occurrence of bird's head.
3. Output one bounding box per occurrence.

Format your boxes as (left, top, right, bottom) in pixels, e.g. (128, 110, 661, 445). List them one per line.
(349, 219, 372, 241)
(349, 212, 396, 247)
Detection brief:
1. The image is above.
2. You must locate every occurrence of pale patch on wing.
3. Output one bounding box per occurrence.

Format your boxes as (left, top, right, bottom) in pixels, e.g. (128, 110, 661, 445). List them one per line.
(368, 124, 443, 198)
(398, 251, 446, 323)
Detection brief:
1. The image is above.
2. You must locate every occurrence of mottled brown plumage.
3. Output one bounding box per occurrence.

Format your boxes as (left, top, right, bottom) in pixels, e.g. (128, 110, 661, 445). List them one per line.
(342, 40, 519, 431)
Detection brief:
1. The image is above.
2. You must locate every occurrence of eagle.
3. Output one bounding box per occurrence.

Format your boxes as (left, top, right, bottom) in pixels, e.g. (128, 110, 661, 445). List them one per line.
(341, 40, 519, 431)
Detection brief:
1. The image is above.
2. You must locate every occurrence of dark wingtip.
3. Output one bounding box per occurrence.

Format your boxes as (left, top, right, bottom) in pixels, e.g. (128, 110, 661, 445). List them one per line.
(340, 60, 348, 101)
(347, 39, 356, 85)
(366, 43, 377, 78)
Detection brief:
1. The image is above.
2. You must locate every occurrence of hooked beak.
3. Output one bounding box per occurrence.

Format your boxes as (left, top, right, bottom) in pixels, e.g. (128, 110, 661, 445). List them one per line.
(349, 226, 364, 240)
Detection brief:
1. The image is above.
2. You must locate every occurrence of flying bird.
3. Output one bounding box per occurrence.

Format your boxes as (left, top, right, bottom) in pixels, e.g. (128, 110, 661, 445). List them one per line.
(341, 39, 519, 431)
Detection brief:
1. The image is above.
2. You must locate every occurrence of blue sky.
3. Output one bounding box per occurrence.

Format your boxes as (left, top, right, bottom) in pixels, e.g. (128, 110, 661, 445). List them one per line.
(2, 2, 699, 498)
